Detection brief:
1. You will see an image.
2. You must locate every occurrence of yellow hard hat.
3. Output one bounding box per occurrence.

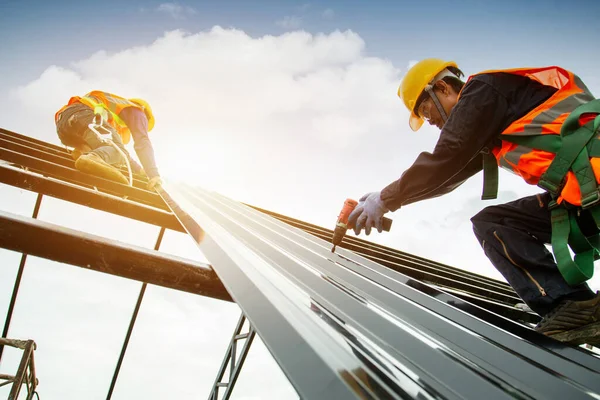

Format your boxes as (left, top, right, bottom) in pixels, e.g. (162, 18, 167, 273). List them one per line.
(129, 98, 155, 132)
(398, 58, 458, 131)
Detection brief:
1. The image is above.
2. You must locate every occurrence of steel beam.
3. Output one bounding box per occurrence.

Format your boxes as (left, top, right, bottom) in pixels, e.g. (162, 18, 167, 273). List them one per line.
(0, 128, 70, 156)
(0, 164, 184, 232)
(0, 210, 231, 302)
(0, 146, 166, 210)
(0, 128, 147, 187)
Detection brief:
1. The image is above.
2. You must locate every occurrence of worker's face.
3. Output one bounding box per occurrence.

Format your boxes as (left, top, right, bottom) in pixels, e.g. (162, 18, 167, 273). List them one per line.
(417, 81, 459, 130)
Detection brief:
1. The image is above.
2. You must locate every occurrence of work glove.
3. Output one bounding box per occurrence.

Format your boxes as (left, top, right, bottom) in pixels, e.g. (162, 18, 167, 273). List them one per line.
(348, 191, 389, 236)
(148, 176, 163, 191)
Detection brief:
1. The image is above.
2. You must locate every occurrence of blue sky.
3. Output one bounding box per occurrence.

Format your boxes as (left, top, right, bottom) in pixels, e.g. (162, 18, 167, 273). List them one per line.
(2, 0, 599, 90)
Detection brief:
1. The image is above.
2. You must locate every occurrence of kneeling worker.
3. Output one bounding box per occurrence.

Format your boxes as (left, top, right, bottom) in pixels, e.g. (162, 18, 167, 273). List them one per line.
(55, 91, 162, 190)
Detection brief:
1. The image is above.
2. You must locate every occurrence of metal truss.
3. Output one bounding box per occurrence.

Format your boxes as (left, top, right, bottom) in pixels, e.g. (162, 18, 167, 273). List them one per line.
(0, 338, 38, 400)
(208, 314, 256, 400)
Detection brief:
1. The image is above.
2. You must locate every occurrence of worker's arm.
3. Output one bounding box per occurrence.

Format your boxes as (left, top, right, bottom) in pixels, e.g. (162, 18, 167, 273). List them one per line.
(380, 78, 511, 211)
(128, 157, 144, 174)
(119, 107, 160, 179)
(405, 153, 484, 202)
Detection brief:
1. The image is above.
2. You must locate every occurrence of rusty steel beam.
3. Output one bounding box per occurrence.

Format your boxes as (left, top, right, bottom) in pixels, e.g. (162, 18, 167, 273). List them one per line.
(0, 210, 231, 302)
(0, 146, 166, 210)
(0, 164, 184, 232)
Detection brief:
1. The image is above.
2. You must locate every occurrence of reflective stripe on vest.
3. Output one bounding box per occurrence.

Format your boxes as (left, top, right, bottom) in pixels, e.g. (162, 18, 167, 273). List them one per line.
(56, 91, 143, 144)
(469, 67, 596, 205)
(84, 91, 145, 144)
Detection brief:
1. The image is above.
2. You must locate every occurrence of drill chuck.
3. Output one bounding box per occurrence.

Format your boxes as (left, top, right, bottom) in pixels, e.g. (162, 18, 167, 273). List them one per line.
(331, 198, 393, 253)
(332, 223, 348, 247)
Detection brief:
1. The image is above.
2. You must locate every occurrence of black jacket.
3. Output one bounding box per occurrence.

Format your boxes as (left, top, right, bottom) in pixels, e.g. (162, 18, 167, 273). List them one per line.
(380, 72, 558, 211)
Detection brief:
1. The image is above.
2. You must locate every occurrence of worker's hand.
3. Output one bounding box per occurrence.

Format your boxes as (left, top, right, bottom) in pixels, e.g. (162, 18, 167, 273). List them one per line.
(147, 176, 163, 191)
(348, 191, 389, 235)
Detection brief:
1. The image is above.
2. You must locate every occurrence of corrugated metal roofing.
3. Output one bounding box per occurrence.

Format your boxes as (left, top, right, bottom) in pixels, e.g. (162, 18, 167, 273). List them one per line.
(161, 183, 600, 400)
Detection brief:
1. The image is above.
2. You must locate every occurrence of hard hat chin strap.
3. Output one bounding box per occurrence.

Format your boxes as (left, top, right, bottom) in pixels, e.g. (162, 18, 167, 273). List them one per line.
(424, 86, 448, 122)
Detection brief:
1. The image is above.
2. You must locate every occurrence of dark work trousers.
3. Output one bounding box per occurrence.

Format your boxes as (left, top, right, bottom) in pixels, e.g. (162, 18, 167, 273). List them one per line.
(471, 192, 596, 317)
(56, 106, 130, 166)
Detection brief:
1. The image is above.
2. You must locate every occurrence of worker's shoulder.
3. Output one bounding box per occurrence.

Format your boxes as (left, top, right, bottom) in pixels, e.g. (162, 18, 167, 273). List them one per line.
(469, 71, 528, 87)
(466, 72, 539, 100)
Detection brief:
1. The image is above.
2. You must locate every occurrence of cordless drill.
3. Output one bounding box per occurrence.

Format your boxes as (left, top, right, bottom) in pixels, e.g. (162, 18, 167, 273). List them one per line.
(331, 198, 392, 253)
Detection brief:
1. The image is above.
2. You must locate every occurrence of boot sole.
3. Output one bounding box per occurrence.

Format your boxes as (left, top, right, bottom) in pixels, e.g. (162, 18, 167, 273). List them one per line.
(75, 156, 128, 185)
(548, 321, 600, 346)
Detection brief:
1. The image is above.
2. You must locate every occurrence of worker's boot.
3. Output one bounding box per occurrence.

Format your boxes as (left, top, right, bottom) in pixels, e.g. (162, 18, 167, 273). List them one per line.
(535, 293, 600, 345)
(74, 152, 128, 185)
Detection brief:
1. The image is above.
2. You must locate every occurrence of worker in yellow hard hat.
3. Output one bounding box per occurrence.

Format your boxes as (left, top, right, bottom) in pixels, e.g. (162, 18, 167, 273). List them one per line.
(348, 58, 600, 346)
(55, 91, 162, 190)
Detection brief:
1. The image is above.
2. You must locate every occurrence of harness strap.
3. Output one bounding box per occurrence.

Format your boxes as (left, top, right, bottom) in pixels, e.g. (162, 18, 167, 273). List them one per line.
(538, 101, 600, 196)
(550, 205, 595, 284)
(497, 100, 600, 285)
(546, 107, 600, 285)
(481, 152, 499, 200)
(81, 96, 128, 128)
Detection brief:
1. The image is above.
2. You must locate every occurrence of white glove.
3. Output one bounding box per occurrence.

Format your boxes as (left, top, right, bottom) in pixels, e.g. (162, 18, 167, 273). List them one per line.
(348, 191, 389, 235)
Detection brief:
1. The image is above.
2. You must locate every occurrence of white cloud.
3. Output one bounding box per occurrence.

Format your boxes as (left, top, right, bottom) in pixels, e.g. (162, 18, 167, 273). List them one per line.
(322, 8, 335, 19)
(156, 2, 197, 19)
(275, 15, 302, 29)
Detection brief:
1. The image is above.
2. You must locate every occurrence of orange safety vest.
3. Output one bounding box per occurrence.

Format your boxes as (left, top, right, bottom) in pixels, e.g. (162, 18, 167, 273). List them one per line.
(466, 67, 597, 206)
(55, 91, 145, 144)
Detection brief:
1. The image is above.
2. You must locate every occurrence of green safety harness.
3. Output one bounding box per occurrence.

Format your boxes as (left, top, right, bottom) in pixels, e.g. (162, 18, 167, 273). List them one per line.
(482, 99, 600, 285)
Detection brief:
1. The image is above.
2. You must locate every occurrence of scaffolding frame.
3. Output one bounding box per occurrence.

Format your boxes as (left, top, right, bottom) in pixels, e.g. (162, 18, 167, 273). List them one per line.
(0, 339, 38, 400)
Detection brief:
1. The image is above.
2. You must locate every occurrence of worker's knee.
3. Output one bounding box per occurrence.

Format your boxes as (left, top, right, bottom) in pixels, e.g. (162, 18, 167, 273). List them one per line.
(471, 205, 497, 226)
(470, 205, 501, 240)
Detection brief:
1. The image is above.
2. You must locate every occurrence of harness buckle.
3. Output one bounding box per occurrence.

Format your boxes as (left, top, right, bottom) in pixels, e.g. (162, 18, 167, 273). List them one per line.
(548, 199, 561, 211)
(538, 177, 564, 196)
(581, 191, 600, 209)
